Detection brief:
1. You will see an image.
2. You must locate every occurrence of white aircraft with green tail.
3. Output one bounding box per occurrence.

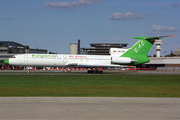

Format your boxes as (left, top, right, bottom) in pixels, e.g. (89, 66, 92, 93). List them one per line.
(4, 35, 174, 73)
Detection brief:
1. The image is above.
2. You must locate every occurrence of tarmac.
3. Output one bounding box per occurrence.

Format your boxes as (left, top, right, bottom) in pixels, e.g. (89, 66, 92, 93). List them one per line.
(0, 97, 180, 120)
(0, 70, 180, 75)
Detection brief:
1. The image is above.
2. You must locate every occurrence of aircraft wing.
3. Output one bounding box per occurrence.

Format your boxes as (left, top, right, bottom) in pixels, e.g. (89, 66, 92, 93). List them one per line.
(66, 63, 122, 68)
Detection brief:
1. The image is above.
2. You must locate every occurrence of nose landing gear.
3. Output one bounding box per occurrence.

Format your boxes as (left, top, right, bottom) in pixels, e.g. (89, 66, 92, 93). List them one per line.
(27, 69, 30, 74)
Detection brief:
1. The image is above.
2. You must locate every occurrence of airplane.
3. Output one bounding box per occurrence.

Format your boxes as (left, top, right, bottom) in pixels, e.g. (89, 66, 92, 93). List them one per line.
(3, 35, 174, 74)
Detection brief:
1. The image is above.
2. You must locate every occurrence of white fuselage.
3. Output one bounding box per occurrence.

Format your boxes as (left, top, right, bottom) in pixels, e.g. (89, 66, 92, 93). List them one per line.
(9, 54, 112, 67)
(8, 52, 135, 68)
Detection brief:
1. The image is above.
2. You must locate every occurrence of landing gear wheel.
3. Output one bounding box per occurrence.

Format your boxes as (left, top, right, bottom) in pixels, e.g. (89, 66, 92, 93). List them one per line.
(87, 70, 94, 73)
(95, 70, 99, 74)
(99, 70, 103, 74)
(87, 69, 103, 74)
(91, 70, 94, 73)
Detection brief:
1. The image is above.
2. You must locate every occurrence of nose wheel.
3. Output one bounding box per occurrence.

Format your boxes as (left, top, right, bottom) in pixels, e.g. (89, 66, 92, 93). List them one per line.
(27, 69, 30, 74)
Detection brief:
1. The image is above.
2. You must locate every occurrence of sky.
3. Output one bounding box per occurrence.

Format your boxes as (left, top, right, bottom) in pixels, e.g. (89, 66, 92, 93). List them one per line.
(0, 0, 179, 56)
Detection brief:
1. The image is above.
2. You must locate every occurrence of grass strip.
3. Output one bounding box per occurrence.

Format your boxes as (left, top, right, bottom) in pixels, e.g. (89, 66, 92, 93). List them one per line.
(0, 75, 180, 97)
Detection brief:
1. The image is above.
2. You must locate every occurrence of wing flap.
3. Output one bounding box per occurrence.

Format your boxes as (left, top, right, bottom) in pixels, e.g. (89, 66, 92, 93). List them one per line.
(66, 63, 122, 68)
(66, 63, 78, 66)
(77, 63, 122, 68)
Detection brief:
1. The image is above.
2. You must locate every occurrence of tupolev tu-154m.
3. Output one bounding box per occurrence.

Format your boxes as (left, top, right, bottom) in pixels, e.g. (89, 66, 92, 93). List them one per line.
(4, 35, 174, 73)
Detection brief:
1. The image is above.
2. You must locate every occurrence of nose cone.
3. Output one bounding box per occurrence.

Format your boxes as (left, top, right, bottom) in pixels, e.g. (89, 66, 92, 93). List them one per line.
(4, 59, 9, 64)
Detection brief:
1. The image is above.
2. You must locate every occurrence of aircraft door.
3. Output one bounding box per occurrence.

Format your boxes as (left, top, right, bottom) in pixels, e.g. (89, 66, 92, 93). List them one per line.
(24, 55, 28, 62)
(63, 56, 67, 63)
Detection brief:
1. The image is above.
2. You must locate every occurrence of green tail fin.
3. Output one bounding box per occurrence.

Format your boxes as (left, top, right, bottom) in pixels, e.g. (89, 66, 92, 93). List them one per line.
(121, 35, 175, 65)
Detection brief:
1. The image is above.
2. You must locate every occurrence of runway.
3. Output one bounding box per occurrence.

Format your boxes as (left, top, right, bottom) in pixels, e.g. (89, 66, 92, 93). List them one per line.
(0, 97, 180, 120)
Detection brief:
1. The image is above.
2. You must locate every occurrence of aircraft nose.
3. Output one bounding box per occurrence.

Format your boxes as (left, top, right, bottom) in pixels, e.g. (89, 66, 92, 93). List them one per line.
(4, 59, 9, 64)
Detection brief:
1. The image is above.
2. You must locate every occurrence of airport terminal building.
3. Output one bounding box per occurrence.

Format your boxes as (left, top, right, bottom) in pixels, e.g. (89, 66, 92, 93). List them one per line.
(69, 40, 128, 55)
(80, 43, 128, 55)
(0, 41, 47, 67)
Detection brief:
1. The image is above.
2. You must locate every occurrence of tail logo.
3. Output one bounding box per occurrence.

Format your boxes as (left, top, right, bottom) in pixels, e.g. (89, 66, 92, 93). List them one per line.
(134, 40, 145, 53)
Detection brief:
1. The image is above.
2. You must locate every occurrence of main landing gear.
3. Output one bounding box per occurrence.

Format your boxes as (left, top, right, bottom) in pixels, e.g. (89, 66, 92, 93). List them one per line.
(87, 68, 103, 74)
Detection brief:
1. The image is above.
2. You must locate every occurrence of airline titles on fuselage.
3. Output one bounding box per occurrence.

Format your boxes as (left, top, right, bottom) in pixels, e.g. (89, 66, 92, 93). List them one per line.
(29, 54, 110, 61)
(69, 55, 87, 58)
(30, 54, 61, 59)
(69, 55, 110, 61)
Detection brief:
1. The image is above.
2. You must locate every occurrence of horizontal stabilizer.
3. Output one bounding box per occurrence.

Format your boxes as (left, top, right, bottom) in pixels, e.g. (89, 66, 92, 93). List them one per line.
(132, 35, 175, 40)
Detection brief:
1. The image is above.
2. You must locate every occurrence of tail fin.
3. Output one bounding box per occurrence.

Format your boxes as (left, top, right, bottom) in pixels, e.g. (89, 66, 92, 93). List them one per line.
(120, 35, 175, 65)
